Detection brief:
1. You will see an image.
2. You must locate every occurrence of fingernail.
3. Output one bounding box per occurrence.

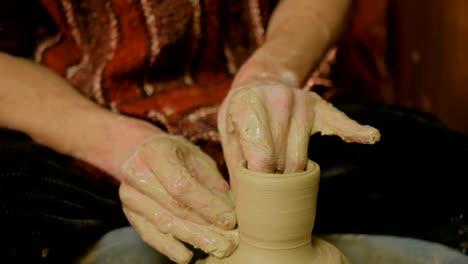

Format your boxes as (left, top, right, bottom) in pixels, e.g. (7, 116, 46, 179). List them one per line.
(173, 250, 192, 264)
(365, 126, 381, 144)
(218, 212, 235, 228)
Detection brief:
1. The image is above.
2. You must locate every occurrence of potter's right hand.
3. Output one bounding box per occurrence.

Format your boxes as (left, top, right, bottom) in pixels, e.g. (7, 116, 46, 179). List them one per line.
(119, 134, 238, 264)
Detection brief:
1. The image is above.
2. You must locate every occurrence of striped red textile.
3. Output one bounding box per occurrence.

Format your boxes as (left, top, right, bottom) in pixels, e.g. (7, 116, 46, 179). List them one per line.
(37, 0, 276, 144)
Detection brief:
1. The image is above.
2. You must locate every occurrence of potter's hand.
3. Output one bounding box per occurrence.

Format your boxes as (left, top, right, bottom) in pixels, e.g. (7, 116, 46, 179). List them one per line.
(218, 81, 380, 175)
(119, 134, 238, 264)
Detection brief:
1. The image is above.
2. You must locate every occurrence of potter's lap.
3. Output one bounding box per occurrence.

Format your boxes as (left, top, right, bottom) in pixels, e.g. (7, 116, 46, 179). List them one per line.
(83, 228, 468, 264)
(83, 227, 347, 264)
(80, 227, 173, 264)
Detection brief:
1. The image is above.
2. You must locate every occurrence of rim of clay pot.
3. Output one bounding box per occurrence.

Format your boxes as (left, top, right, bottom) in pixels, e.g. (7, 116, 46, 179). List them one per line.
(241, 160, 320, 178)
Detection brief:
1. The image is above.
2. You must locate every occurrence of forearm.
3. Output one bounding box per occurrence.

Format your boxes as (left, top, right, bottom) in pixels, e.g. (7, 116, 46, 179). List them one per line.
(0, 52, 160, 180)
(234, 0, 352, 87)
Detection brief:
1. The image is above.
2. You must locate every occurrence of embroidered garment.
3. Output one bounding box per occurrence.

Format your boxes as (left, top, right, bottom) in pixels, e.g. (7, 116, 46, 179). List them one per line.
(0, 0, 336, 171)
(36, 0, 276, 143)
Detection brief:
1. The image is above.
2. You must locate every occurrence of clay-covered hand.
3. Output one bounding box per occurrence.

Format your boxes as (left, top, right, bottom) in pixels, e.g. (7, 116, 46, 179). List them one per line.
(218, 81, 380, 176)
(119, 134, 239, 264)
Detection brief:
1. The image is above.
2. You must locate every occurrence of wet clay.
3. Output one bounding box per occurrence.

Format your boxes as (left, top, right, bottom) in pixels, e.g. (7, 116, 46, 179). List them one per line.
(197, 160, 349, 264)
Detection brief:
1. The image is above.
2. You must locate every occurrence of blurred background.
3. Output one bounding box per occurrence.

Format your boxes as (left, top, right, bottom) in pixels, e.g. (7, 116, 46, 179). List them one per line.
(310, 1, 468, 253)
(0, 0, 467, 259)
(330, 0, 468, 133)
(1, 0, 466, 132)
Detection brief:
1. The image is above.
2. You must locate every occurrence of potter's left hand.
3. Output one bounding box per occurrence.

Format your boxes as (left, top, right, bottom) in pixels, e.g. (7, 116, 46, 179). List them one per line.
(218, 81, 381, 176)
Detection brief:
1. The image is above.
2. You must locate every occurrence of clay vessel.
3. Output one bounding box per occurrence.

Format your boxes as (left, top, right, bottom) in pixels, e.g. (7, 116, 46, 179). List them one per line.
(198, 160, 349, 264)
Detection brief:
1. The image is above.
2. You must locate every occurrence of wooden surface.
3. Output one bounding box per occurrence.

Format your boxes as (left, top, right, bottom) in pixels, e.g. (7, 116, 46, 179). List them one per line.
(390, 0, 468, 132)
(333, 0, 468, 133)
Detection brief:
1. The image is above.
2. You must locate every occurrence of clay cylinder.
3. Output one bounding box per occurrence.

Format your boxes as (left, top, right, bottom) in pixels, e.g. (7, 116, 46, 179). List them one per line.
(199, 160, 348, 264)
(236, 160, 320, 250)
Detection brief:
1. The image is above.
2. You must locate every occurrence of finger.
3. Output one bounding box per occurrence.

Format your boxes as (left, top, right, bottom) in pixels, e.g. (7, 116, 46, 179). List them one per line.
(228, 87, 276, 173)
(123, 154, 209, 225)
(309, 92, 381, 144)
(142, 139, 236, 229)
(218, 102, 245, 196)
(175, 137, 230, 193)
(122, 207, 193, 264)
(263, 85, 294, 173)
(121, 185, 237, 258)
(174, 138, 235, 211)
(183, 145, 235, 209)
(284, 92, 314, 173)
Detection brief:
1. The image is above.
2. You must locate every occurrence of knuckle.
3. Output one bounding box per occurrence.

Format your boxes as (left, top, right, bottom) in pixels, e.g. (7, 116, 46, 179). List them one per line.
(167, 172, 193, 198)
(178, 207, 191, 220)
(230, 86, 255, 101)
(228, 87, 260, 110)
(172, 145, 186, 161)
(274, 87, 295, 109)
(143, 137, 174, 157)
(118, 184, 131, 202)
(156, 213, 175, 234)
(169, 198, 185, 211)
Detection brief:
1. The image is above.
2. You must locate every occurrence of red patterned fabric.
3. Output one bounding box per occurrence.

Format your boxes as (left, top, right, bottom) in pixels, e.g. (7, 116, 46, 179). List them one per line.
(36, 0, 276, 145)
(332, 0, 391, 104)
(1, 0, 381, 174)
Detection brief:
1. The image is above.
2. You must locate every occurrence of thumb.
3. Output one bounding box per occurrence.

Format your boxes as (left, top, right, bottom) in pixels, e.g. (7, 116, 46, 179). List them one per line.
(309, 93, 381, 144)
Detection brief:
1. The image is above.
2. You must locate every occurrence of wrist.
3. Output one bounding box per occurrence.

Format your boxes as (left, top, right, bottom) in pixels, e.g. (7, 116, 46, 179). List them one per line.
(232, 36, 325, 89)
(232, 40, 303, 89)
(61, 108, 164, 181)
(233, 0, 352, 89)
